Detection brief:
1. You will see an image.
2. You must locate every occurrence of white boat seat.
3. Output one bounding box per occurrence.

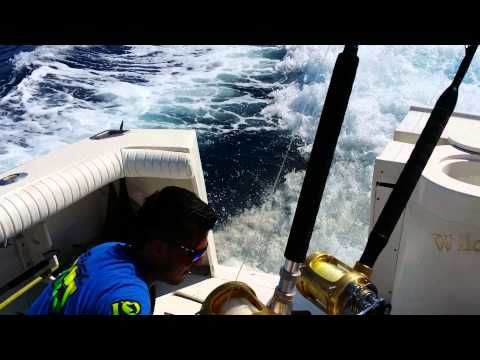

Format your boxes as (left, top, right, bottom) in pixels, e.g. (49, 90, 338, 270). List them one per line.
(0, 143, 194, 246)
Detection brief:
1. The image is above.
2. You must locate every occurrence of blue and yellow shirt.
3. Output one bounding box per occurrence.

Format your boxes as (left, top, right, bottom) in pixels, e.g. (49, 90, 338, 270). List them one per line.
(27, 242, 151, 315)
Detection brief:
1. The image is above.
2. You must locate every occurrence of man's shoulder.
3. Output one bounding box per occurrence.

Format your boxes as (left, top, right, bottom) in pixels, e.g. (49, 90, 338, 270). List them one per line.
(86, 241, 131, 264)
(90, 241, 126, 253)
(87, 243, 151, 314)
(89, 243, 147, 287)
(98, 279, 151, 315)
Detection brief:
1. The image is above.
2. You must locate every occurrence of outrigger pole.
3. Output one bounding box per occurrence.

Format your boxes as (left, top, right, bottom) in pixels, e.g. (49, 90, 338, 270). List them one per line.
(268, 45, 359, 314)
(358, 45, 478, 269)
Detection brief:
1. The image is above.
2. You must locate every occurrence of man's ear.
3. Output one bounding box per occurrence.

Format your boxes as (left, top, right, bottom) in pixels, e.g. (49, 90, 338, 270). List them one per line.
(150, 240, 169, 256)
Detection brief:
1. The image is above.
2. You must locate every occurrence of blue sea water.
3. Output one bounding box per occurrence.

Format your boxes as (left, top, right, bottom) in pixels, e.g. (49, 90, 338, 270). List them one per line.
(1, 45, 479, 272)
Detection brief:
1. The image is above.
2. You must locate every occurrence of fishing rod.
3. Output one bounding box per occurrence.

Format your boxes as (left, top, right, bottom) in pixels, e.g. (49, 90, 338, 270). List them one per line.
(268, 44, 359, 314)
(358, 44, 478, 269)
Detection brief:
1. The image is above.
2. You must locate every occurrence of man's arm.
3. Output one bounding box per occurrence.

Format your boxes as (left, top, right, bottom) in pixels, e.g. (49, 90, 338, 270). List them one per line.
(97, 283, 151, 315)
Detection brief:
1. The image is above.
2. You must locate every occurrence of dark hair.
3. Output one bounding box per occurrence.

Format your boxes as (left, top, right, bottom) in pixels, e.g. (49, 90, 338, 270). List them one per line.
(134, 186, 217, 248)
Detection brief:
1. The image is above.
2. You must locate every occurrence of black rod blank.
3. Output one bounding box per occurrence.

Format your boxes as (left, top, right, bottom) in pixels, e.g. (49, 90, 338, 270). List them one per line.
(359, 45, 478, 268)
(284, 45, 359, 263)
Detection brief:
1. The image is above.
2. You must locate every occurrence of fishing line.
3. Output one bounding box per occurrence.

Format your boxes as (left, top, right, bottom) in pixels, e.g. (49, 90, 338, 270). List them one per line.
(232, 45, 333, 280)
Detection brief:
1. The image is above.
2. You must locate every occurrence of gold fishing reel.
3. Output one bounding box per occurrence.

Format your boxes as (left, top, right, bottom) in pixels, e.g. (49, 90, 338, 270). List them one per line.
(199, 281, 275, 315)
(296, 252, 388, 315)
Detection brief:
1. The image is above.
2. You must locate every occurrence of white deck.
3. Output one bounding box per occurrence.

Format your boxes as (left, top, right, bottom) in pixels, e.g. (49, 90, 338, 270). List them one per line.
(152, 265, 322, 315)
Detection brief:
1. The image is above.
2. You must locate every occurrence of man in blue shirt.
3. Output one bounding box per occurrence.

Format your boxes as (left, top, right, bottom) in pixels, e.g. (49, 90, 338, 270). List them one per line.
(27, 186, 217, 315)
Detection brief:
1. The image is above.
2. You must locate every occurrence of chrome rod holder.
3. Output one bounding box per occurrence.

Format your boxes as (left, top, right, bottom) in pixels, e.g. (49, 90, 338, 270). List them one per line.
(267, 259, 302, 315)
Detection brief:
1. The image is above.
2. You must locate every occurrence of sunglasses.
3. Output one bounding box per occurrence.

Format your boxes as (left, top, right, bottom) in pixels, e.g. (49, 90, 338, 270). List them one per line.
(178, 244, 208, 263)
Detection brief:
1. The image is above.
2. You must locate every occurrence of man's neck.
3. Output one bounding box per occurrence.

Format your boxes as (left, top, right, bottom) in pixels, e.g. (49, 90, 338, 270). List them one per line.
(125, 245, 156, 287)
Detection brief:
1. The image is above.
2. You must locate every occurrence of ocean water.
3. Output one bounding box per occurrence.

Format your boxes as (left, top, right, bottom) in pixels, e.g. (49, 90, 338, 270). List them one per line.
(1, 45, 479, 273)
